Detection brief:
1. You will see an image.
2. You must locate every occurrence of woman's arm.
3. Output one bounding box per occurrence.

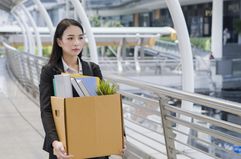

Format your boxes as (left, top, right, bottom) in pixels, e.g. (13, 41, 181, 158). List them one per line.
(90, 62, 103, 80)
(39, 65, 59, 151)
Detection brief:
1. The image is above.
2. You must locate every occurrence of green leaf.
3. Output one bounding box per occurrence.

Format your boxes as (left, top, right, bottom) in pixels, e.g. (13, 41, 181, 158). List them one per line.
(96, 80, 118, 95)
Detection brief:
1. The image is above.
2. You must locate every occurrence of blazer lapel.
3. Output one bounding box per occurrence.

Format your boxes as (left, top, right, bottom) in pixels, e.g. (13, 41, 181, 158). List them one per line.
(81, 60, 92, 76)
(53, 60, 64, 74)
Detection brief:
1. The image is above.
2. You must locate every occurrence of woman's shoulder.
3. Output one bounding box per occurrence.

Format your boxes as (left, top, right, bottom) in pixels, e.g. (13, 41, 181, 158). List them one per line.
(40, 64, 54, 78)
(87, 60, 100, 67)
(41, 63, 54, 73)
(81, 60, 99, 68)
(42, 63, 52, 70)
(41, 63, 62, 76)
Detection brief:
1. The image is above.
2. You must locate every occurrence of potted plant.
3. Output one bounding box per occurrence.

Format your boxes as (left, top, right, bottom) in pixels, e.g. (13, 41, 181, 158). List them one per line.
(234, 19, 241, 44)
(96, 80, 118, 95)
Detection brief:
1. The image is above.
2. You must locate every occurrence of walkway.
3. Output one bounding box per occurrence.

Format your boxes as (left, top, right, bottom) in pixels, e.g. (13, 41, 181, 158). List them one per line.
(0, 57, 48, 159)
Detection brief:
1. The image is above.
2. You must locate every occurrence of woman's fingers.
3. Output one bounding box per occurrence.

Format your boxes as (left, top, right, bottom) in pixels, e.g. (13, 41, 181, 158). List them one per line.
(53, 141, 74, 159)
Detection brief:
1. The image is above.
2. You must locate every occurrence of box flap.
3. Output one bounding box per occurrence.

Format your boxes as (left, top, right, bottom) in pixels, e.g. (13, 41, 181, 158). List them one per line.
(51, 96, 67, 151)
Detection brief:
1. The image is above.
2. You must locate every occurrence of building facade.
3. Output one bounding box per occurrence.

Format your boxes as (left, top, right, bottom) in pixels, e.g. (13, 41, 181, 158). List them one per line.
(93, 0, 241, 43)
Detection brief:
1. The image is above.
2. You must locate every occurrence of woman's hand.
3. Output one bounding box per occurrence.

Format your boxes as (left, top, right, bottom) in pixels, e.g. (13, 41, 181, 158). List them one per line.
(52, 140, 73, 159)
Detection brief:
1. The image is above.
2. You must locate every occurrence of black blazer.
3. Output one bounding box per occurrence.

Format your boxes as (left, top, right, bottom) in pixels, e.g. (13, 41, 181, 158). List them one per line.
(39, 59, 103, 154)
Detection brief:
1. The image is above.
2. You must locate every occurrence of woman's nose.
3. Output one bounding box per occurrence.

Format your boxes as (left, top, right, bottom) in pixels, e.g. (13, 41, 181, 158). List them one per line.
(74, 39, 79, 45)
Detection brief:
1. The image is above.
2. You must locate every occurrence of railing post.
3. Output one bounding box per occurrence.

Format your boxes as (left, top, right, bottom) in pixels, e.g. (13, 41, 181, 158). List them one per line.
(35, 58, 41, 83)
(117, 38, 124, 73)
(17, 53, 25, 86)
(159, 97, 176, 159)
(26, 56, 34, 94)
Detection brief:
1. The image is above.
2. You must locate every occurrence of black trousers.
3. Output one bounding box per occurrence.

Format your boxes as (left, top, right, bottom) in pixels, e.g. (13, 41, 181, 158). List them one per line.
(49, 152, 109, 159)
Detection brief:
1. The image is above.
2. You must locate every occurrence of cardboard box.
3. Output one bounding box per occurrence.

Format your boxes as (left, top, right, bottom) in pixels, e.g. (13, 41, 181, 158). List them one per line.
(51, 94, 124, 158)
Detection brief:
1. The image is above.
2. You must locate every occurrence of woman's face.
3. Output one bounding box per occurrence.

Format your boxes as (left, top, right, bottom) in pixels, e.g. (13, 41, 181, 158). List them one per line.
(57, 25, 85, 57)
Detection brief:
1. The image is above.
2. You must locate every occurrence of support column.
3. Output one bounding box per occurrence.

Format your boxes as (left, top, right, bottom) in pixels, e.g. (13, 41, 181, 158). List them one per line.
(134, 13, 139, 27)
(165, 0, 194, 146)
(164, 1, 194, 100)
(140, 38, 145, 59)
(117, 38, 123, 73)
(211, 0, 223, 58)
(134, 37, 141, 72)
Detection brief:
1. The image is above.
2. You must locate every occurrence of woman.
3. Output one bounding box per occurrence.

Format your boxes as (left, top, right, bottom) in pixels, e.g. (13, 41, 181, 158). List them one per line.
(39, 18, 106, 159)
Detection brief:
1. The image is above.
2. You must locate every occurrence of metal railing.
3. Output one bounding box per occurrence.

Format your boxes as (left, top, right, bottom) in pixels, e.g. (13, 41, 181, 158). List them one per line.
(155, 40, 179, 57)
(4, 43, 241, 159)
(98, 57, 182, 75)
(154, 39, 209, 58)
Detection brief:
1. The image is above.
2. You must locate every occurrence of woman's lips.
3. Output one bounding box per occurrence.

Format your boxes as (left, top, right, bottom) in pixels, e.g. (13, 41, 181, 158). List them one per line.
(72, 48, 80, 52)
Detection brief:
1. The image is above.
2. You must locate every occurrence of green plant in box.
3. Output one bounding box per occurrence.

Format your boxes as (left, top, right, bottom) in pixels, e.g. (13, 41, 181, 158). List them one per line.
(96, 80, 118, 95)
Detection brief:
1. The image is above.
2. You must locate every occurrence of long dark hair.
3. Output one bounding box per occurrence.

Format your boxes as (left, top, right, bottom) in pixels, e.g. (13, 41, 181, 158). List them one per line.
(48, 18, 84, 66)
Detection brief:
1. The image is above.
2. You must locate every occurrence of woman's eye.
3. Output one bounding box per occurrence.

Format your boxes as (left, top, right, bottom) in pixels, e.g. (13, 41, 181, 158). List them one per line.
(79, 37, 83, 40)
(67, 37, 73, 40)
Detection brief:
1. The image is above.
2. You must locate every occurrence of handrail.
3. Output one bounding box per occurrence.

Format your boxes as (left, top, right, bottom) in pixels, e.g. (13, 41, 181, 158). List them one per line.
(4, 44, 241, 159)
(105, 74, 241, 116)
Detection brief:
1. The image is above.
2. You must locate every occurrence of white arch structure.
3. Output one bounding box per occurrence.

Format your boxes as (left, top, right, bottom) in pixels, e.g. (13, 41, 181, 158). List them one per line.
(15, 6, 37, 54)
(6, 1, 195, 102)
(70, 0, 195, 107)
(69, 0, 99, 64)
(12, 10, 35, 53)
(32, 0, 55, 37)
(11, 12, 28, 52)
(164, 0, 194, 147)
(19, 4, 43, 56)
(8, 0, 195, 102)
